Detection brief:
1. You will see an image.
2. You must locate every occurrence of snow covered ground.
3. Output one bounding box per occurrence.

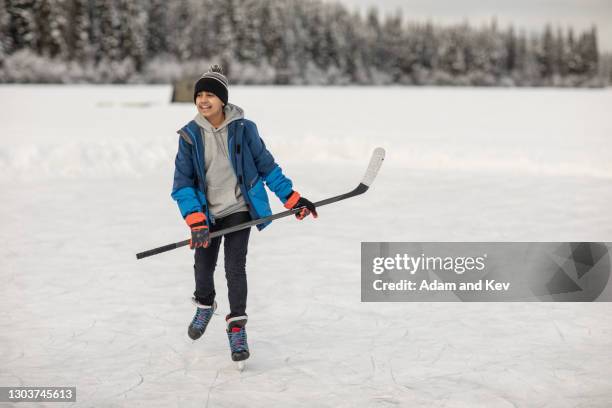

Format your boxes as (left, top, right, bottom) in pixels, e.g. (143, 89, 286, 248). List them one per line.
(1, 85, 612, 407)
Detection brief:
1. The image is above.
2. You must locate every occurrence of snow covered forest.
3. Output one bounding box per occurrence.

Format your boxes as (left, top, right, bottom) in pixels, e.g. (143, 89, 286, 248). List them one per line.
(0, 0, 609, 86)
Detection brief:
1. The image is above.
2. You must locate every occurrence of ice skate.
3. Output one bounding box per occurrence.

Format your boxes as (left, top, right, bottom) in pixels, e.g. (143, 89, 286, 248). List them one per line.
(187, 298, 217, 340)
(226, 316, 249, 370)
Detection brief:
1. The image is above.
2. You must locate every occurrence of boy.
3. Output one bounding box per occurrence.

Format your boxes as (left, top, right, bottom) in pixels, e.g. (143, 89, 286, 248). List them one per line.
(171, 65, 317, 363)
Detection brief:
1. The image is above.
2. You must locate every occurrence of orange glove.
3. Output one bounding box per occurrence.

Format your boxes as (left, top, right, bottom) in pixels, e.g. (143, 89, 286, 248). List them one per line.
(284, 191, 318, 220)
(186, 212, 209, 249)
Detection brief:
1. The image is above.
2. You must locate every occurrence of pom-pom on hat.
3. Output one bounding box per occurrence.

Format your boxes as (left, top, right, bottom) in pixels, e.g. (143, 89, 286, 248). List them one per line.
(193, 64, 229, 105)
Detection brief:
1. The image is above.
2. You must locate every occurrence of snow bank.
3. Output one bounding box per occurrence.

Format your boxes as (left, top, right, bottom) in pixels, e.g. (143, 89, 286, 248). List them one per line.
(1, 85, 611, 182)
(1, 134, 610, 181)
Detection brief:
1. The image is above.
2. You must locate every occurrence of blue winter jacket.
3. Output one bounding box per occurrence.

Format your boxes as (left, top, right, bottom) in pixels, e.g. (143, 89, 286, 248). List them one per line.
(171, 118, 294, 230)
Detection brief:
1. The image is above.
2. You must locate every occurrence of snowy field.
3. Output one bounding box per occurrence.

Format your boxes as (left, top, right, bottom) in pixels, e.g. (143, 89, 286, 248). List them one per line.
(1, 85, 612, 407)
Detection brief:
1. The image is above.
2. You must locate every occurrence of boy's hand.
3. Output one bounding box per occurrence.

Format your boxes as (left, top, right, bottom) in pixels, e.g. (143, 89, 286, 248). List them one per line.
(284, 191, 318, 220)
(186, 212, 210, 248)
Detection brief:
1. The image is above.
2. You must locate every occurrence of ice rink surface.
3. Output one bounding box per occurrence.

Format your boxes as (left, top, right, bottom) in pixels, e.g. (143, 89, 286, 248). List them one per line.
(1, 85, 612, 407)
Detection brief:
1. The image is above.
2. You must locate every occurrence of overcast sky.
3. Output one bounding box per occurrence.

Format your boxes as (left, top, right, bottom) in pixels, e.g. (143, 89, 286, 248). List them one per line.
(328, 0, 612, 52)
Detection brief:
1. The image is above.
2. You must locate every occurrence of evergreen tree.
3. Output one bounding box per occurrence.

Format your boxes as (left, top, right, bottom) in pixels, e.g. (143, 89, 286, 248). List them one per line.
(363, 6, 381, 69)
(168, 0, 192, 61)
(580, 26, 599, 76)
(343, 10, 368, 83)
(117, 0, 146, 70)
(554, 27, 567, 76)
(439, 25, 467, 76)
(566, 27, 583, 75)
(505, 26, 517, 73)
(145, 0, 168, 58)
(0, 0, 10, 59)
(6, 0, 37, 50)
(93, 0, 120, 62)
(523, 35, 542, 84)
(470, 28, 493, 73)
(379, 12, 404, 81)
(286, 0, 311, 82)
(308, 3, 330, 70)
(325, 3, 350, 77)
(260, 0, 288, 81)
(34, 0, 67, 58)
(189, 0, 216, 60)
(232, 0, 252, 62)
(67, 0, 92, 62)
(488, 23, 507, 77)
(421, 21, 439, 71)
(514, 30, 528, 80)
(215, 0, 236, 73)
(537, 24, 555, 79)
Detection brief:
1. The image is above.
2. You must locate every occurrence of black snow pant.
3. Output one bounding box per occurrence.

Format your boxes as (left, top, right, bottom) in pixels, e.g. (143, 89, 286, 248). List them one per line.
(193, 211, 251, 319)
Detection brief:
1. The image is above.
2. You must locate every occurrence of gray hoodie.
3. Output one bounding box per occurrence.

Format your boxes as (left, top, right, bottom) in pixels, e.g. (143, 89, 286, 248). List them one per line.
(194, 103, 248, 220)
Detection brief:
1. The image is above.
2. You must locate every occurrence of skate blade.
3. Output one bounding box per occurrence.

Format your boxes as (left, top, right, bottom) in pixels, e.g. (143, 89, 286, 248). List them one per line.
(236, 361, 245, 371)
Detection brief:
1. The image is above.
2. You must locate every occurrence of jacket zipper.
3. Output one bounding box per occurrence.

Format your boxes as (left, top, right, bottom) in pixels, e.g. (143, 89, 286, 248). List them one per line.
(190, 126, 211, 222)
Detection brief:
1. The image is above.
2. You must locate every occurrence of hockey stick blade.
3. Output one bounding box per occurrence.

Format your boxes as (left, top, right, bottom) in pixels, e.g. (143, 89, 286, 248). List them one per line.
(136, 147, 385, 259)
(362, 147, 385, 187)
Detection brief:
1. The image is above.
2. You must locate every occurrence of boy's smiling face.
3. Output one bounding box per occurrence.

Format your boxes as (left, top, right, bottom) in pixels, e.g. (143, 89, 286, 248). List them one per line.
(195, 91, 224, 120)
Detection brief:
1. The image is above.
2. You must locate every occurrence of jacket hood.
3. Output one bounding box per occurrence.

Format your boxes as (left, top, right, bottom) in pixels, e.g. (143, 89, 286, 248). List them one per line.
(194, 103, 244, 132)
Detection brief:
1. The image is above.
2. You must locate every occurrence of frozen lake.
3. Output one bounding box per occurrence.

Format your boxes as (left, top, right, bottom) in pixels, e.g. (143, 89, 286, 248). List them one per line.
(1, 85, 611, 407)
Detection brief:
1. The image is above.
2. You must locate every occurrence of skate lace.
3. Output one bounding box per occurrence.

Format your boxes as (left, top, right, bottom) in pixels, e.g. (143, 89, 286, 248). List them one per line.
(191, 308, 213, 329)
(228, 327, 248, 353)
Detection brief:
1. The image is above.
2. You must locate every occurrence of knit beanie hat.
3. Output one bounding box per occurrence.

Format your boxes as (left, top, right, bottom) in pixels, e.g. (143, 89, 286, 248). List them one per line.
(193, 65, 229, 105)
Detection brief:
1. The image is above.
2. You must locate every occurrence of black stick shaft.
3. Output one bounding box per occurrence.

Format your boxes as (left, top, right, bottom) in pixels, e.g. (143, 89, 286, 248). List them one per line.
(136, 184, 368, 260)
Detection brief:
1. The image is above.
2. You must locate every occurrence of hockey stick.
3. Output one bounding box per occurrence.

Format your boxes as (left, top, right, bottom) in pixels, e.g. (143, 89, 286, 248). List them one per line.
(136, 147, 385, 260)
